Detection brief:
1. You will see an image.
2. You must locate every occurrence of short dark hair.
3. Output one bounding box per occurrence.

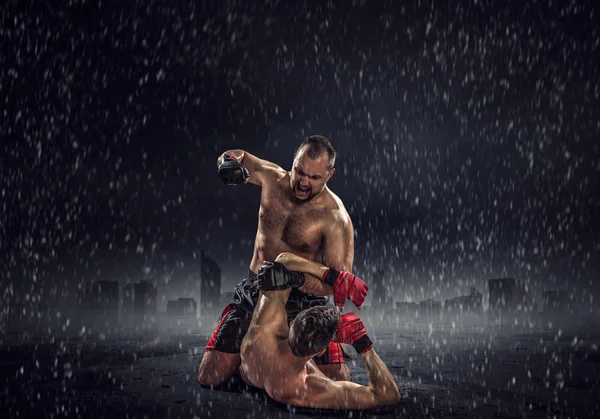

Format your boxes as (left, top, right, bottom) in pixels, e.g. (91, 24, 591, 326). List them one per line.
(294, 135, 336, 171)
(289, 306, 340, 357)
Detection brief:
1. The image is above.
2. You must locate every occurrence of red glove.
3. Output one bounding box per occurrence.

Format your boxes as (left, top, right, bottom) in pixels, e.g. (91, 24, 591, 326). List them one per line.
(335, 313, 373, 354)
(322, 269, 368, 311)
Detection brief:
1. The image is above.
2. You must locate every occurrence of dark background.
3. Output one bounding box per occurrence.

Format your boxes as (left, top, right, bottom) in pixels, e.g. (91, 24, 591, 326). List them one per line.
(1, 0, 599, 313)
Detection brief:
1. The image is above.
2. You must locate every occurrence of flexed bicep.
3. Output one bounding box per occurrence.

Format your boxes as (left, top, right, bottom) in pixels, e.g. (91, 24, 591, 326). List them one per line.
(321, 214, 354, 272)
(217, 149, 284, 187)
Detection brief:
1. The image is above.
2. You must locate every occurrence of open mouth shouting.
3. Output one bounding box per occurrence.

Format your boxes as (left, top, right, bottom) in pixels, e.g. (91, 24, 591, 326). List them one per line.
(294, 182, 311, 198)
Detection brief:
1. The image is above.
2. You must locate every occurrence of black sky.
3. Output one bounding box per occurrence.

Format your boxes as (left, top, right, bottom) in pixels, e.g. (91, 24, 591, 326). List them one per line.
(1, 0, 599, 306)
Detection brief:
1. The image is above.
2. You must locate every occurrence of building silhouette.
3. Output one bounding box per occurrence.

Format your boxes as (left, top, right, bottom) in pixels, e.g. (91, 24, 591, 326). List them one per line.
(419, 298, 442, 316)
(199, 249, 221, 319)
(167, 298, 197, 319)
(152, 249, 221, 319)
(395, 287, 483, 318)
(371, 267, 393, 308)
(158, 254, 199, 314)
(444, 287, 483, 314)
(488, 278, 532, 316)
(122, 283, 135, 317)
(133, 280, 157, 321)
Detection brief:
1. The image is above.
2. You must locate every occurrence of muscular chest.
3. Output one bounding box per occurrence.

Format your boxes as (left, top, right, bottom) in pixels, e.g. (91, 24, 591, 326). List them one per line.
(259, 190, 324, 252)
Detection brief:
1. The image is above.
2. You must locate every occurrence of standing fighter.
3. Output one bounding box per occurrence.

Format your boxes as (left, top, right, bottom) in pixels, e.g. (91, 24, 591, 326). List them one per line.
(197, 135, 368, 386)
(239, 259, 400, 409)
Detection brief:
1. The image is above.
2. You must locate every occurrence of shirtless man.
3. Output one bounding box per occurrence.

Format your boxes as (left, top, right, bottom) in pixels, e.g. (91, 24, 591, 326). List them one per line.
(197, 136, 369, 386)
(239, 255, 401, 409)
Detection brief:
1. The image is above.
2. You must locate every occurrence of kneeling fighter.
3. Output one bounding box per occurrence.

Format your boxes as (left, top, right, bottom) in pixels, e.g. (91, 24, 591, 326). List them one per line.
(198, 137, 366, 386)
(239, 261, 401, 409)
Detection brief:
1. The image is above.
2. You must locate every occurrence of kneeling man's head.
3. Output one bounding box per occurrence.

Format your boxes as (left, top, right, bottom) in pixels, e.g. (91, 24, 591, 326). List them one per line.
(289, 306, 341, 358)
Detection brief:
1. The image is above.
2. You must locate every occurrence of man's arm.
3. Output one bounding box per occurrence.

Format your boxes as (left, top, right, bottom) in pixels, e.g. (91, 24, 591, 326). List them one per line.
(269, 252, 331, 297)
(286, 348, 400, 409)
(247, 288, 291, 338)
(321, 211, 355, 272)
(274, 252, 329, 282)
(217, 149, 283, 187)
(273, 251, 368, 311)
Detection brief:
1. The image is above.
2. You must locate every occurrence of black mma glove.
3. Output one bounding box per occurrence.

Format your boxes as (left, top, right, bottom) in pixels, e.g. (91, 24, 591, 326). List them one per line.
(218, 155, 250, 185)
(257, 261, 305, 290)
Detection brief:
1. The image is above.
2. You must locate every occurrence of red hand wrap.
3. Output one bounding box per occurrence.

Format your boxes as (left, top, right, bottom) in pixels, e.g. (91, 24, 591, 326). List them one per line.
(322, 269, 368, 311)
(335, 313, 372, 354)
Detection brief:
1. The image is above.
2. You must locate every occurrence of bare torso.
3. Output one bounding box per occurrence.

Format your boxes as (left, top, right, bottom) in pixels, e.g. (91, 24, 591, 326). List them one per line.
(249, 170, 345, 273)
(239, 165, 351, 396)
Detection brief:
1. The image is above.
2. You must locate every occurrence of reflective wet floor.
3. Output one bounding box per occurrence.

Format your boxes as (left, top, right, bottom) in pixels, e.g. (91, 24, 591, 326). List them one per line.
(2, 322, 599, 418)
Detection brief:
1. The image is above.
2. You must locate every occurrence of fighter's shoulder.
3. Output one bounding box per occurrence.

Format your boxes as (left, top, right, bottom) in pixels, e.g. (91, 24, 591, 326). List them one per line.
(254, 163, 287, 190)
(261, 163, 288, 181)
(323, 189, 352, 224)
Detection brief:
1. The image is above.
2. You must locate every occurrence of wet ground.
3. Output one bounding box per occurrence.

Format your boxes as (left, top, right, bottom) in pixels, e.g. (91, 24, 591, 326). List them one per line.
(2, 320, 599, 418)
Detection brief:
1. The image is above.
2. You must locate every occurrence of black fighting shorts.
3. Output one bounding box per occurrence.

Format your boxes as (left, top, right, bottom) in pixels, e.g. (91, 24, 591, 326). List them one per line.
(205, 271, 344, 364)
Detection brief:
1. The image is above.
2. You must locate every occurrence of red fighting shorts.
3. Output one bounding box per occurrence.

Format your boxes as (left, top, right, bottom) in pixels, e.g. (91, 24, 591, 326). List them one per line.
(205, 270, 329, 354)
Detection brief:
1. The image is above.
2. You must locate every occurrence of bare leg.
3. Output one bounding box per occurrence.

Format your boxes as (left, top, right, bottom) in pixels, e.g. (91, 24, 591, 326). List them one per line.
(197, 349, 241, 387)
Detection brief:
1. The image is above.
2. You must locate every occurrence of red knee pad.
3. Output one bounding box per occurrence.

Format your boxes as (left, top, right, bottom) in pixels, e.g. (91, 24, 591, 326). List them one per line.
(205, 304, 232, 350)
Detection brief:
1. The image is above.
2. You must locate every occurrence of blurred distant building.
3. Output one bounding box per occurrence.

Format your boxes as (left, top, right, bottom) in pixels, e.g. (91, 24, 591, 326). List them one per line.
(134, 280, 157, 320)
(167, 298, 197, 319)
(419, 298, 442, 316)
(122, 283, 135, 317)
(488, 278, 533, 315)
(159, 255, 199, 313)
(152, 249, 221, 319)
(444, 287, 483, 314)
(372, 267, 393, 308)
(199, 249, 221, 319)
